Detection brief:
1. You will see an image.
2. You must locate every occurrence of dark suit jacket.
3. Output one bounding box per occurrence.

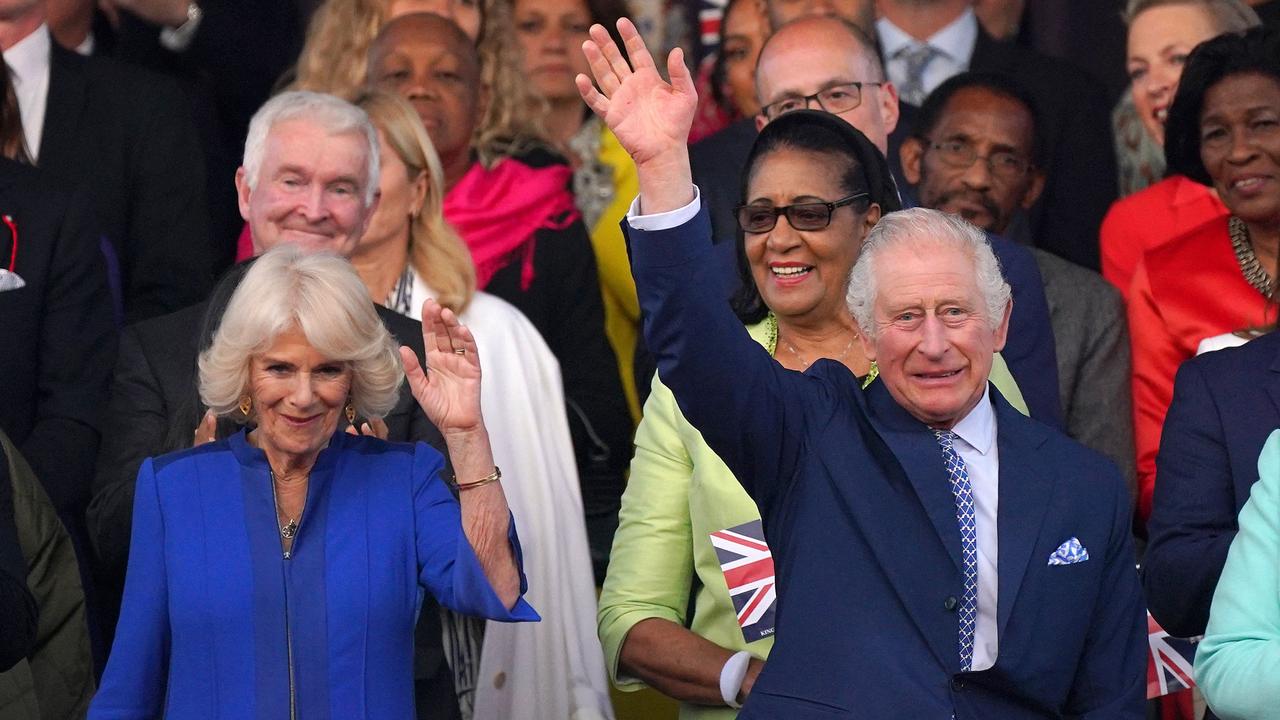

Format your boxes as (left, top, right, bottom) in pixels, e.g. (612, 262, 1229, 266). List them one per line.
(0, 158, 116, 516)
(628, 205, 1144, 718)
(1033, 249, 1134, 491)
(966, 29, 1117, 270)
(0, 444, 38, 673)
(39, 41, 215, 323)
(1145, 331, 1280, 639)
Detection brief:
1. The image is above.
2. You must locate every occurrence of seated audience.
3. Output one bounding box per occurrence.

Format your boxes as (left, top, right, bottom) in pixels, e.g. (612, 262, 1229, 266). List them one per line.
(1129, 27, 1280, 525)
(351, 89, 610, 719)
(900, 72, 1136, 487)
(89, 246, 538, 718)
(1101, 0, 1258, 298)
(0, 430, 94, 719)
(0, 0, 215, 322)
(510, 0, 644, 420)
(86, 90, 460, 717)
(368, 13, 632, 577)
(600, 111, 1044, 718)
(586, 19, 1145, 717)
(0, 444, 37, 674)
(877, 0, 1116, 269)
(1195, 429, 1280, 719)
(1146, 328, 1280, 643)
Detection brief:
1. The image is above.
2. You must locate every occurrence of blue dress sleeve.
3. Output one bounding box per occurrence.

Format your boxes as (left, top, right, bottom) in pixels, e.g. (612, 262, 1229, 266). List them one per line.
(411, 443, 539, 622)
(89, 458, 171, 719)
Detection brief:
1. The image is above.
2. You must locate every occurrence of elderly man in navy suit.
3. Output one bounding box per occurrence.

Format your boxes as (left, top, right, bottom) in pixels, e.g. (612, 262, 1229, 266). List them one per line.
(579, 19, 1144, 718)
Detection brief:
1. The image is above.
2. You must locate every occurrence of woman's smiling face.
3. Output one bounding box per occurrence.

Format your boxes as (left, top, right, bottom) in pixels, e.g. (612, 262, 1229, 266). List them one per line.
(250, 326, 353, 464)
(742, 146, 877, 323)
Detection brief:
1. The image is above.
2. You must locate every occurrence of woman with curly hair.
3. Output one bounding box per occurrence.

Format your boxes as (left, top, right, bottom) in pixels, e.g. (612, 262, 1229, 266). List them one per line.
(292, 0, 546, 163)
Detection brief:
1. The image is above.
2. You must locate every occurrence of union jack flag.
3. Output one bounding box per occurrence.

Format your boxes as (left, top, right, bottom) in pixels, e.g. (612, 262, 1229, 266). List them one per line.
(1147, 611, 1200, 699)
(710, 519, 776, 643)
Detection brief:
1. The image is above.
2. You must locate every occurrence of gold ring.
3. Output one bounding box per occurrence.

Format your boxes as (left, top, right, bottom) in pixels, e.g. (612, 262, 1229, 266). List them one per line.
(453, 348, 466, 355)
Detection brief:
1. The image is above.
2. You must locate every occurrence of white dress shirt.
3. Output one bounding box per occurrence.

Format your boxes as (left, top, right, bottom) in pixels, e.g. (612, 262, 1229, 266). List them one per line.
(877, 8, 979, 105)
(3, 24, 50, 161)
(942, 384, 1000, 672)
(625, 190, 1002, 671)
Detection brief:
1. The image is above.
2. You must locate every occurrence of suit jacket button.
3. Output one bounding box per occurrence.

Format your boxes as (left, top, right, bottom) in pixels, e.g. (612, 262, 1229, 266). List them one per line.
(944, 596, 958, 611)
(951, 677, 965, 691)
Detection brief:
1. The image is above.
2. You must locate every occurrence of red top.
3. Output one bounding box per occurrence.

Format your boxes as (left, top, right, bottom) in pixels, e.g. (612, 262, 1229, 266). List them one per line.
(1129, 216, 1274, 524)
(1100, 175, 1227, 300)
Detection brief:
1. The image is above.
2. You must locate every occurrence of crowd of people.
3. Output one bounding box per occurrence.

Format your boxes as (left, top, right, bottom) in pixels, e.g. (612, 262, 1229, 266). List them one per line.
(3, 0, 1280, 718)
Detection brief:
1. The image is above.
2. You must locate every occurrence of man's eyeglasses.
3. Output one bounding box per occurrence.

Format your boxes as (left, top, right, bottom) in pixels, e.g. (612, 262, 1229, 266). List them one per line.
(924, 139, 1033, 179)
(735, 192, 870, 233)
(760, 82, 882, 121)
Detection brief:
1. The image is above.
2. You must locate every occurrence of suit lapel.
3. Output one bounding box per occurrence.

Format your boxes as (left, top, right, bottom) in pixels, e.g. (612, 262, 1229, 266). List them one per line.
(993, 397, 1054, 637)
(862, 379, 964, 572)
(967, 28, 1012, 74)
(1266, 347, 1280, 420)
(38, 43, 85, 173)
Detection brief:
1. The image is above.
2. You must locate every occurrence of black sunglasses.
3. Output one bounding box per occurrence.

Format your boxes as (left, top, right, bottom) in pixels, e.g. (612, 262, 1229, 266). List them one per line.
(735, 192, 870, 234)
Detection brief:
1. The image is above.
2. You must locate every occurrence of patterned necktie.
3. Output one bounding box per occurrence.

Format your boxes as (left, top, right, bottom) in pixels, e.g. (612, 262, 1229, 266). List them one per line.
(898, 44, 939, 106)
(934, 429, 978, 672)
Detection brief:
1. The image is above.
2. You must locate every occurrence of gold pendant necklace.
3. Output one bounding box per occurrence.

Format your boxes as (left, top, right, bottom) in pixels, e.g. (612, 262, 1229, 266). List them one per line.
(269, 469, 302, 541)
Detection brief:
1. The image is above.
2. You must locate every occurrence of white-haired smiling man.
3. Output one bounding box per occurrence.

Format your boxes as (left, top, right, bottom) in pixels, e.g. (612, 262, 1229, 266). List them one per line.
(236, 91, 381, 257)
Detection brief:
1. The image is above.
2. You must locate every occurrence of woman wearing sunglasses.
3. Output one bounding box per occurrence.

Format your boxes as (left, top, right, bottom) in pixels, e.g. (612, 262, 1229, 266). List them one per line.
(597, 108, 1027, 717)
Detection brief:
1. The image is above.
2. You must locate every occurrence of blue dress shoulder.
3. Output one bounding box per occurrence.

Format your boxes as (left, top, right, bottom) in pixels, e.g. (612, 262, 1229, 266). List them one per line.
(90, 429, 538, 719)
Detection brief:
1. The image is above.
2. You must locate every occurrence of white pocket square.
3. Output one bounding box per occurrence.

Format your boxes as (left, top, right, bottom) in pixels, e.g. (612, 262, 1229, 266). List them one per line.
(0, 269, 25, 291)
(1047, 537, 1089, 566)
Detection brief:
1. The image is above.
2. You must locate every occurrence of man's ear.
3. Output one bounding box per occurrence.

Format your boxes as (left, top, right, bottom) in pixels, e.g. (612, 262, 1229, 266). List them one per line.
(235, 167, 252, 222)
(879, 81, 901, 137)
(899, 137, 924, 186)
(858, 324, 876, 363)
(755, 113, 767, 132)
(1020, 167, 1046, 209)
(992, 298, 1013, 352)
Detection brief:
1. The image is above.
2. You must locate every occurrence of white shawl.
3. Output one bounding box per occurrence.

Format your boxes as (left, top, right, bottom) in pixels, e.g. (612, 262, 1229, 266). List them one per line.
(406, 274, 613, 720)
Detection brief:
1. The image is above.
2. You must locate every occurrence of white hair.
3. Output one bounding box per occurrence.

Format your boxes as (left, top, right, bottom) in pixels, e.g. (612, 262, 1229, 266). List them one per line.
(242, 91, 381, 205)
(199, 246, 404, 420)
(847, 208, 1012, 338)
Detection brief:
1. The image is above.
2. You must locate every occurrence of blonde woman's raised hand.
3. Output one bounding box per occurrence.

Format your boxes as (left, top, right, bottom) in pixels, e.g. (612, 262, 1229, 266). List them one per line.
(400, 299, 484, 436)
(575, 18, 697, 176)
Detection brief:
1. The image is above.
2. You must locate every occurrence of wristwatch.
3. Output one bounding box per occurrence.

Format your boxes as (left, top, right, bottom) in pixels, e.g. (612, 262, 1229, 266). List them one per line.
(159, 2, 204, 52)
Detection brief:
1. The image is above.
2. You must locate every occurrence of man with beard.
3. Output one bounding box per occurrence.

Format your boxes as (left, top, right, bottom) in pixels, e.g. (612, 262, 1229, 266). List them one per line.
(900, 72, 1135, 491)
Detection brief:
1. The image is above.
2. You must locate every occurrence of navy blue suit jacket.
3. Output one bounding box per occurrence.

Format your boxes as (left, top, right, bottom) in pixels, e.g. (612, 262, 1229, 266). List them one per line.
(1145, 331, 1280, 639)
(626, 205, 1143, 718)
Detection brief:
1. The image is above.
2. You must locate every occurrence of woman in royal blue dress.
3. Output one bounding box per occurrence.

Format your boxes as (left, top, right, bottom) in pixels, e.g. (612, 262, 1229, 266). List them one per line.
(90, 246, 539, 719)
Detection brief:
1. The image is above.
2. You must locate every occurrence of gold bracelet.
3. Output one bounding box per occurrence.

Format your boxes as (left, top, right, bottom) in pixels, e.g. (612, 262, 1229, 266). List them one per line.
(453, 466, 501, 491)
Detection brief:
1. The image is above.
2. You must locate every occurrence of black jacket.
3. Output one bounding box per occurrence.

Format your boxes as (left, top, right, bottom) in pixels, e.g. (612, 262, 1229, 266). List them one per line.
(0, 157, 116, 517)
(0, 445, 38, 673)
(39, 40, 215, 322)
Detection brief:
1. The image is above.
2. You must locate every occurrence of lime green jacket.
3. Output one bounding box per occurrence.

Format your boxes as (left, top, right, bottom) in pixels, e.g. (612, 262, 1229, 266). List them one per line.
(597, 319, 1027, 720)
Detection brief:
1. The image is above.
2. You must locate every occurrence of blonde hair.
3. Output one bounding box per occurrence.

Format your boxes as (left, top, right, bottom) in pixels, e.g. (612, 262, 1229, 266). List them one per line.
(356, 89, 478, 314)
(199, 246, 404, 420)
(292, 0, 547, 165)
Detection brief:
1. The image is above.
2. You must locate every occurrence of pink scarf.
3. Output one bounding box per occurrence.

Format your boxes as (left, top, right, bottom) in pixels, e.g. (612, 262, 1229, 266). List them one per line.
(443, 157, 579, 290)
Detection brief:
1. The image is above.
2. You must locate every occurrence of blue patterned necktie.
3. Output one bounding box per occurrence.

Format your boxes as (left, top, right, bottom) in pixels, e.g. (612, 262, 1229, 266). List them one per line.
(898, 43, 939, 106)
(934, 429, 978, 672)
